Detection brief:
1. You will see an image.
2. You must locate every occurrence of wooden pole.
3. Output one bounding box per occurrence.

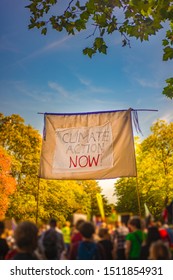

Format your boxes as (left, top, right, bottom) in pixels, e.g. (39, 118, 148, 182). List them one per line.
(136, 177, 142, 217)
(36, 177, 40, 225)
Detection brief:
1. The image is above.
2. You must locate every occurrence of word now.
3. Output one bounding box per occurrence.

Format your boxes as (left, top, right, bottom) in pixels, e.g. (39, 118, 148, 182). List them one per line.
(69, 155, 101, 168)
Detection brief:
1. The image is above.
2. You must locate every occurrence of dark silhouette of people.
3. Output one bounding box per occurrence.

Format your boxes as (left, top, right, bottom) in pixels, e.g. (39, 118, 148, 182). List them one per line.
(39, 218, 65, 260)
(12, 221, 38, 260)
(0, 221, 9, 259)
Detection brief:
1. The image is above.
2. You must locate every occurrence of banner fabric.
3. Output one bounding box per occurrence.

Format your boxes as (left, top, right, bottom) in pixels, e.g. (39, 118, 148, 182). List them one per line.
(39, 109, 137, 180)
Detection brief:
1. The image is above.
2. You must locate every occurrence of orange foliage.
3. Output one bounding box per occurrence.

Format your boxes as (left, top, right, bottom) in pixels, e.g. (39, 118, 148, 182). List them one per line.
(0, 146, 16, 219)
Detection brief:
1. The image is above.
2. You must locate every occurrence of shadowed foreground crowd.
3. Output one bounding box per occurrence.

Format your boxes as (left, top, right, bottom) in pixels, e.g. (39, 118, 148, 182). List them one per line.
(0, 216, 173, 260)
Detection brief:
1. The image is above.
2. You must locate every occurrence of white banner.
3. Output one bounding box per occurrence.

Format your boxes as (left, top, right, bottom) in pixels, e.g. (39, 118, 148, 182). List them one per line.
(39, 109, 137, 179)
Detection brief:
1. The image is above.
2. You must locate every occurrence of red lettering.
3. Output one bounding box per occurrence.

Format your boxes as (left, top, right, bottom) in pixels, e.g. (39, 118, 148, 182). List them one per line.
(69, 155, 101, 168)
(79, 156, 88, 167)
(69, 156, 77, 168)
(88, 154, 100, 167)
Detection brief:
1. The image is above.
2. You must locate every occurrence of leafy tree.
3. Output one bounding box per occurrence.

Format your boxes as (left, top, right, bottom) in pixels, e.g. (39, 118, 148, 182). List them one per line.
(139, 120, 173, 217)
(114, 120, 173, 220)
(37, 179, 91, 225)
(0, 146, 16, 219)
(78, 180, 112, 218)
(26, 0, 173, 98)
(114, 177, 140, 215)
(35, 179, 112, 225)
(0, 113, 42, 221)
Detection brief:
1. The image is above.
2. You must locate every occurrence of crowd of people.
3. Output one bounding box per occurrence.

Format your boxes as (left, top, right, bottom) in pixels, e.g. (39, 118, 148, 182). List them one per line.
(0, 216, 173, 260)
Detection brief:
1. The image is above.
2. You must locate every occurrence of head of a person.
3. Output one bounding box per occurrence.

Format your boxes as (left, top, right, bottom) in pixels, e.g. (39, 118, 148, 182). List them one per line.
(145, 215, 155, 228)
(149, 240, 171, 260)
(14, 221, 38, 252)
(49, 218, 57, 228)
(115, 221, 121, 228)
(146, 226, 161, 246)
(0, 221, 5, 236)
(65, 221, 71, 227)
(128, 216, 142, 231)
(79, 222, 95, 239)
(156, 221, 162, 228)
(75, 219, 85, 231)
(98, 227, 109, 239)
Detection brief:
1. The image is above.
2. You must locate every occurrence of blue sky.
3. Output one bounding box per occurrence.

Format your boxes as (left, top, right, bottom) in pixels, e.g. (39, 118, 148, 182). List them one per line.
(1, 1, 173, 202)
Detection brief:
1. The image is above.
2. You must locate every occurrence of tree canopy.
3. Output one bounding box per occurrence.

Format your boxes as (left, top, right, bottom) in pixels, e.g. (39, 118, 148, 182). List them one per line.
(0, 113, 42, 221)
(0, 146, 16, 219)
(26, 0, 173, 98)
(114, 120, 173, 220)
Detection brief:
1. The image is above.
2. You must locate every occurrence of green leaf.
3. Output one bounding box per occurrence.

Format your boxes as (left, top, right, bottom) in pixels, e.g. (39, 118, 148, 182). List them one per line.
(49, 0, 57, 4)
(163, 46, 173, 61)
(64, 11, 72, 18)
(83, 47, 95, 58)
(86, 0, 95, 12)
(80, 11, 90, 21)
(162, 77, 173, 99)
(76, 1, 80, 8)
(162, 39, 169, 46)
(99, 44, 107, 54)
(75, 19, 86, 31)
(94, 37, 104, 49)
(41, 27, 47, 35)
(100, 28, 105, 36)
(95, 14, 107, 27)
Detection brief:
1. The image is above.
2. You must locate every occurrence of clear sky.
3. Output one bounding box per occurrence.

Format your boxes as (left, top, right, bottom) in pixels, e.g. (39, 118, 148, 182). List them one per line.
(1, 1, 173, 203)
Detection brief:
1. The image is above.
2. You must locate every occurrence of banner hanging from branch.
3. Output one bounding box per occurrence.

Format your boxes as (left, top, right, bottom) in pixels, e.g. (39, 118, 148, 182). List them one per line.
(39, 108, 137, 179)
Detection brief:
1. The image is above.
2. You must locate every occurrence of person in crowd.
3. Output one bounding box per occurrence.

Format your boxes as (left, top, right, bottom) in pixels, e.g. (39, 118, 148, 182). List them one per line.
(68, 219, 85, 259)
(165, 226, 173, 257)
(38, 218, 65, 260)
(70, 219, 85, 244)
(5, 229, 15, 249)
(125, 216, 147, 260)
(140, 225, 161, 259)
(76, 221, 105, 260)
(113, 221, 129, 260)
(156, 221, 171, 246)
(98, 227, 113, 259)
(0, 221, 9, 259)
(61, 221, 71, 257)
(5, 230, 18, 260)
(12, 221, 38, 260)
(149, 240, 172, 260)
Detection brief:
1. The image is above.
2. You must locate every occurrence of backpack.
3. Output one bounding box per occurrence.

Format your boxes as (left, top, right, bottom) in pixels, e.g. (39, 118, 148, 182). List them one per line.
(43, 229, 61, 259)
(77, 241, 99, 260)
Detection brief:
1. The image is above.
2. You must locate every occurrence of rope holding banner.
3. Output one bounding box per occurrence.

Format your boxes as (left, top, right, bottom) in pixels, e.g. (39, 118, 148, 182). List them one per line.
(131, 110, 143, 135)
